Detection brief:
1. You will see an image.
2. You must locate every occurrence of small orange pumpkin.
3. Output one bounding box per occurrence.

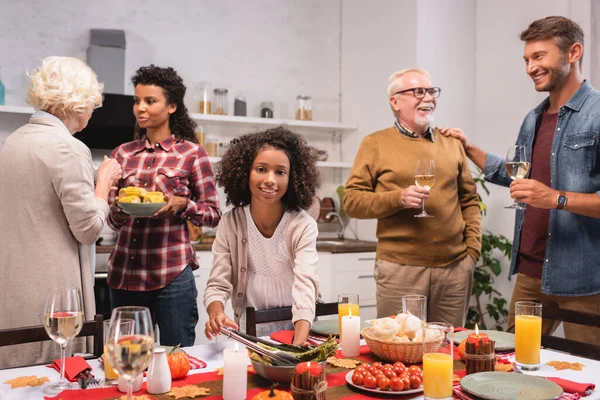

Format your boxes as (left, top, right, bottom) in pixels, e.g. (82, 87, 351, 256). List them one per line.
(252, 384, 293, 400)
(167, 346, 191, 379)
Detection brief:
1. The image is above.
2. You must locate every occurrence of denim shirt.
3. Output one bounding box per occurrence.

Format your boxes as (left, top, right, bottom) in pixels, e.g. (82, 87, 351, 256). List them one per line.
(484, 80, 600, 296)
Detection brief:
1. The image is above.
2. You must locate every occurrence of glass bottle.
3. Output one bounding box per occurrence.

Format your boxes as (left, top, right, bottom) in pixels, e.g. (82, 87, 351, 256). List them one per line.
(213, 88, 228, 115)
(196, 82, 211, 114)
(260, 101, 274, 118)
(296, 95, 312, 121)
(0, 66, 5, 106)
(234, 95, 247, 117)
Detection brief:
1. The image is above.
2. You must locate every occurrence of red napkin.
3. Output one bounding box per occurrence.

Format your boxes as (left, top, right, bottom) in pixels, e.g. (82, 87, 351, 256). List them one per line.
(269, 330, 294, 345)
(548, 377, 595, 396)
(46, 356, 92, 382)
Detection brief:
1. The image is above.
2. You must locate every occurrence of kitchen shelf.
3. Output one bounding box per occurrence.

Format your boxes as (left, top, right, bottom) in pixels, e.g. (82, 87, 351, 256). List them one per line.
(0, 105, 34, 114)
(190, 112, 356, 134)
(208, 156, 351, 168)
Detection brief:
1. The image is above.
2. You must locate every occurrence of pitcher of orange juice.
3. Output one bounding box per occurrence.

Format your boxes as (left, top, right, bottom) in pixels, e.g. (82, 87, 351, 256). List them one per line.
(338, 294, 360, 339)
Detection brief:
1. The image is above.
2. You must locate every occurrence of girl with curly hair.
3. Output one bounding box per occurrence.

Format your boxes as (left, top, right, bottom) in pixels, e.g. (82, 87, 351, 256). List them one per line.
(107, 65, 221, 346)
(204, 126, 321, 345)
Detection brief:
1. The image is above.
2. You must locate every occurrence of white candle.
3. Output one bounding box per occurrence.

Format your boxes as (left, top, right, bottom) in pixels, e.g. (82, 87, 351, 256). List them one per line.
(341, 310, 360, 357)
(223, 344, 248, 400)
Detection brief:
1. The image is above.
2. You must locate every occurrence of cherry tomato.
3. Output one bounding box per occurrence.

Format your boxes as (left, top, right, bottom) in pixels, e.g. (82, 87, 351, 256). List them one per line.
(382, 364, 393, 371)
(393, 361, 406, 370)
(355, 366, 366, 375)
(408, 365, 422, 375)
(377, 376, 390, 390)
(351, 371, 364, 386)
(389, 376, 404, 391)
(393, 365, 406, 376)
(371, 362, 383, 370)
(401, 375, 411, 390)
(409, 375, 421, 389)
(384, 369, 397, 379)
(374, 372, 387, 382)
(412, 371, 423, 381)
(363, 374, 378, 389)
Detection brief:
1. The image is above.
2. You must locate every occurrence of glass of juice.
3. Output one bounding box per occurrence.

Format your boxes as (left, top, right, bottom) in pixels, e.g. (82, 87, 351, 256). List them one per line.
(103, 318, 134, 384)
(422, 322, 453, 400)
(515, 301, 542, 371)
(337, 294, 359, 339)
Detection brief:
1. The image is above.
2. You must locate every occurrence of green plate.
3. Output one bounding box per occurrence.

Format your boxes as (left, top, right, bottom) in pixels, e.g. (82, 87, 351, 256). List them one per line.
(454, 330, 515, 351)
(310, 319, 370, 337)
(460, 372, 563, 400)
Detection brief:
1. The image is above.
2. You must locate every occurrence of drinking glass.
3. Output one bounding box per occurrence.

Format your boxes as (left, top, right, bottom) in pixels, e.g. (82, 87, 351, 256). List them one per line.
(504, 145, 530, 210)
(43, 288, 84, 394)
(106, 307, 154, 400)
(103, 319, 134, 384)
(402, 294, 427, 321)
(515, 301, 542, 371)
(414, 160, 436, 218)
(422, 322, 453, 400)
(337, 294, 360, 339)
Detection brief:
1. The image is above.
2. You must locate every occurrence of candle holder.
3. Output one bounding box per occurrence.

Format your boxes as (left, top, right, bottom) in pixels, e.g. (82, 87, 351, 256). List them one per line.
(465, 339, 496, 375)
(291, 365, 327, 400)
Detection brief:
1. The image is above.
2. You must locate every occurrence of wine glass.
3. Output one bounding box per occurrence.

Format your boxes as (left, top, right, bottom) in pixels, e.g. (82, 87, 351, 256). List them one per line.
(414, 159, 436, 218)
(106, 307, 154, 400)
(504, 145, 530, 210)
(42, 288, 84, 394)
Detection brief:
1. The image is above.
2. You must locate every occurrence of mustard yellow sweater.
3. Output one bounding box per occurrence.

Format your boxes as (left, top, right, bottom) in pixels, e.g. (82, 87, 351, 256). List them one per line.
(344, 127, 481, 266)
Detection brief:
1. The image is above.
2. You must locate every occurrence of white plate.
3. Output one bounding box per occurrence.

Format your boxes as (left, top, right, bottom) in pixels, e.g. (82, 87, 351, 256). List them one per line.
(345, 370, 423, 395)
(117, 201, 166, 218)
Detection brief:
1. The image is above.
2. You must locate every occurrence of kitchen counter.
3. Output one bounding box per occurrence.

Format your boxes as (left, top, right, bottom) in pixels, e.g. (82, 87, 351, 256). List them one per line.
(96, 238, 376, 254)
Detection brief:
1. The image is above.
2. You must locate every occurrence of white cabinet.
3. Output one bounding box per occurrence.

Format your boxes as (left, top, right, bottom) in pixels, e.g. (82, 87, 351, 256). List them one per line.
(193, 251, 233, 345)
(317, 252, 378, 321)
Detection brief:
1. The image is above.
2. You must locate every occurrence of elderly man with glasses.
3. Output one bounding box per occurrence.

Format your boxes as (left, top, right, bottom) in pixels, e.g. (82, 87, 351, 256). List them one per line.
(344, 68, 481, 327)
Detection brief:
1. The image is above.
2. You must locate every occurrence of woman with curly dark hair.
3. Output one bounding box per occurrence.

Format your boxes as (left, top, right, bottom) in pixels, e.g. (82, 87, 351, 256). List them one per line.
(204, 126, 321, 345)
(106, 65, 221, 346)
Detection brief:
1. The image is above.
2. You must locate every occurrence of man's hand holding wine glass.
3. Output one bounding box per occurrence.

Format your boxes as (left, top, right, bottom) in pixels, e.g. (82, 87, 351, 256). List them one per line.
(510, 179, 559, 209)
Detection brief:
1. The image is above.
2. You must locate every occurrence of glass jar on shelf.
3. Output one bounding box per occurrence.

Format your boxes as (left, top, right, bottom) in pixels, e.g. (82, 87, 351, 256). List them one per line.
(205, 136, 218, 157)
(260, 101, 274, 118)
(213, 88, 228, 115)
(196, 82, 212, 114)
(195, 125, 206, 147)
(234, 94, 247, 117)
(296, 94, 312, 121)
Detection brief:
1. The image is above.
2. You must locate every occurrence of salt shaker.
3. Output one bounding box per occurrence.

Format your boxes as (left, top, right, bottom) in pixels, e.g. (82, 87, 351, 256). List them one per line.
(146, 347, 172, 394)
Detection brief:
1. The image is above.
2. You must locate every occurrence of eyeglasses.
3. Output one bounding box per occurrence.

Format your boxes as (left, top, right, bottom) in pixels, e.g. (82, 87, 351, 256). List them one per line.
(394, 87, 441, 99)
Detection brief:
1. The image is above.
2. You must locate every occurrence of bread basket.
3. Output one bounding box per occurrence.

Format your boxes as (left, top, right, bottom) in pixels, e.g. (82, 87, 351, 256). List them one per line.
(361, 326, 443, 364)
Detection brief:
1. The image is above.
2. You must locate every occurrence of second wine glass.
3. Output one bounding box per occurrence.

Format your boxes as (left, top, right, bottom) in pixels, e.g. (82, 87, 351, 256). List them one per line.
(504, 145, 530, 210)
(106, 307, 154, 400)
(43, 287, 84, 394)
(414, 159, 436, 218)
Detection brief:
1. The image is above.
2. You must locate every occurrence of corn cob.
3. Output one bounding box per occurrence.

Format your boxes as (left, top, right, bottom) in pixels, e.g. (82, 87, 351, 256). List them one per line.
(119, 187, 147, 198)
(118, 195, 142, 203)
(143, 193, 165, 203)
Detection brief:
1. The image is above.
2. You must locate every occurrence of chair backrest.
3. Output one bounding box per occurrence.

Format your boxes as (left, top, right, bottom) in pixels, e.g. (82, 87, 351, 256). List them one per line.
(245, 302, 338, 337)
(541, 306, 600, 360)
(0, 314, 104, 357)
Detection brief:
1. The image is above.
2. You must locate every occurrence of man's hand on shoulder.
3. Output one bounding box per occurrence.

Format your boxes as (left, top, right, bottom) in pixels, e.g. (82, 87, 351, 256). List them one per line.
(438, 127, 471, 150)
(401, 185, 430, 209)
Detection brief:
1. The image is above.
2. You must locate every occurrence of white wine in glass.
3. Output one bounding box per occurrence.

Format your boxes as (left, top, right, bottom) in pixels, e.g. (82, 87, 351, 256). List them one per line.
(505, 145, 530, 210)
(43, 288, 84, 394)
(414, 159, 435, 218)
(106, 307, 154, 400)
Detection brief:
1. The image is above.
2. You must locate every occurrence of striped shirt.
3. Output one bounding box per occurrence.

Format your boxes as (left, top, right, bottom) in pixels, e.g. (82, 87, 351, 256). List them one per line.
(107, 135, 221, 291)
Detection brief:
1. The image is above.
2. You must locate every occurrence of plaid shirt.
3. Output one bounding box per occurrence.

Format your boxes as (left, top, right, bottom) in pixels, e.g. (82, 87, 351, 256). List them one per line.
(107, 136, 221, 291)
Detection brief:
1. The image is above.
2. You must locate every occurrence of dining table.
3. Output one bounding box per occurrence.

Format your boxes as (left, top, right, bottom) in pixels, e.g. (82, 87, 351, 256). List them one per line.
(0, 337, 599, 399)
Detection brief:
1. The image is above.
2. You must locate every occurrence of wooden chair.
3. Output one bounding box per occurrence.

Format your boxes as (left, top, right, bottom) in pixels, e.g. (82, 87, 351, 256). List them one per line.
(245, 302, 338, 337)
(0, 314, 105, 358)
(541, 306, 600, 360)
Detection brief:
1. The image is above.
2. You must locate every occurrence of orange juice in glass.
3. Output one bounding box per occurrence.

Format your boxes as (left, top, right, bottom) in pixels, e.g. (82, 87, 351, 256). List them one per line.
(423, 322, 453, 400)
(337, 294, 359, 339)
(103, 318, 134, 384)
(515, 301, 542, 370)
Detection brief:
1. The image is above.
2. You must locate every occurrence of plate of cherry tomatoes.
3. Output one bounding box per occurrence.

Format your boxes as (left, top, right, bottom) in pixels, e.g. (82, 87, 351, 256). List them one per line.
(346, 361, 424, 394)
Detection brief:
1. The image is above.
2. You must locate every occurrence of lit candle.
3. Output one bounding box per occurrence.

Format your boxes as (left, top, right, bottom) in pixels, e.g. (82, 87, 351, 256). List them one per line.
(223, 343, 248, 399)
(341, 309, 360, 357)
(467, 324, 489, 348)
(295, 361, 323, 376)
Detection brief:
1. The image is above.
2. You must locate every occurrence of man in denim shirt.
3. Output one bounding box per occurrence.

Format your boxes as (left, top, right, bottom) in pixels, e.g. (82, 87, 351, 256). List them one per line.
(442, 16, 600, 345)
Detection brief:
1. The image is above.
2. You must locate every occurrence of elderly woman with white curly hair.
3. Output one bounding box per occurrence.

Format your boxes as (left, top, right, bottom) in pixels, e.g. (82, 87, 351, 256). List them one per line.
(0, 56, 122, 369)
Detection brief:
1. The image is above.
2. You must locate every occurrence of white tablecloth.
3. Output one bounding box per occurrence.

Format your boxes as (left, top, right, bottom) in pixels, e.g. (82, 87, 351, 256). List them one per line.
(0, 342, 599, 399)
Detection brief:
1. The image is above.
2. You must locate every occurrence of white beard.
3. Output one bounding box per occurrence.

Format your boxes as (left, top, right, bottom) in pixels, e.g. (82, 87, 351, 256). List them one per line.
(415, 113, 434, 130)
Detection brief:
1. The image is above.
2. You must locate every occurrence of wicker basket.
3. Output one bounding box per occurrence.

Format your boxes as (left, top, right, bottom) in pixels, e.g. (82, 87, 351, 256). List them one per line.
(361, 327, 443, 364)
